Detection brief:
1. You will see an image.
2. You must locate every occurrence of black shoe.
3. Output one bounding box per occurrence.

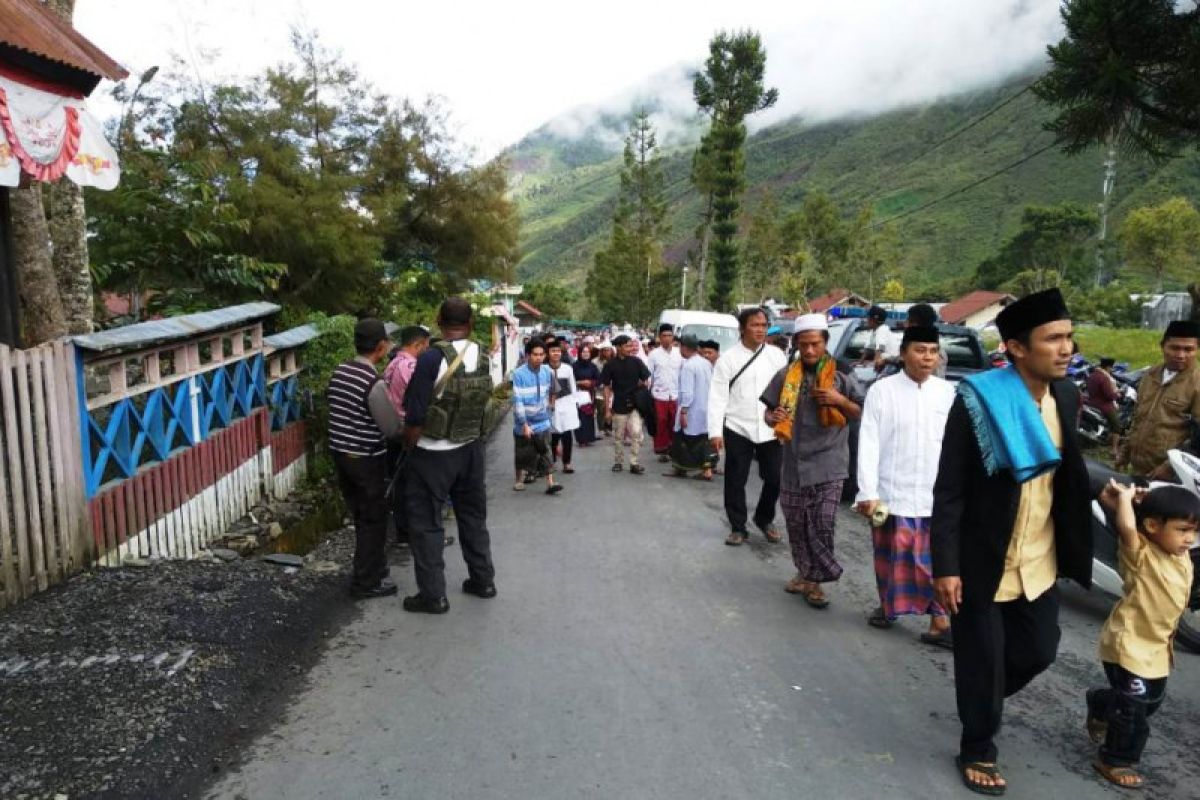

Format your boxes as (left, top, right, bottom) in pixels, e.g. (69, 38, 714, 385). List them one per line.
(629, 464, 645, 475)
(402, 594, 450, 614)
(350, 579, 398, 599)
(611, 463, 623, 472)
(462, 578, 497, 598)
(443, 536, 456, 547)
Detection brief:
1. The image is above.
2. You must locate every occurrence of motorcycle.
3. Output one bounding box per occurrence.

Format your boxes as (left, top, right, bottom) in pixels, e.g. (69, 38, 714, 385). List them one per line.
(1078, 379, 1138, 448)
(1087, 449, 1200, 652)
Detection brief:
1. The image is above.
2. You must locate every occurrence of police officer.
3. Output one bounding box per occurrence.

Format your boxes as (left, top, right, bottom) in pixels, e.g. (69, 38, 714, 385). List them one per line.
(401, 298, 497, 614)
(327, 319, 403, 599)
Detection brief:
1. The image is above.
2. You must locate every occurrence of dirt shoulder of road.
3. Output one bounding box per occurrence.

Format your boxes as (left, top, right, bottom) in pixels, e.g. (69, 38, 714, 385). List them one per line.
(0, 519, 364, 800)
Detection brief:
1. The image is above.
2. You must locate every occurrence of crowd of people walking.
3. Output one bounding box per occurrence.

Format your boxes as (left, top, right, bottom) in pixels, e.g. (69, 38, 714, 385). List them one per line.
(324, 292, 1200, 796)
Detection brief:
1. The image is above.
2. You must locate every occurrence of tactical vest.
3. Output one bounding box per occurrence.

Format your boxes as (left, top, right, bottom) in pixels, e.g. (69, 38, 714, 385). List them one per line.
(422, 341, 492, 443)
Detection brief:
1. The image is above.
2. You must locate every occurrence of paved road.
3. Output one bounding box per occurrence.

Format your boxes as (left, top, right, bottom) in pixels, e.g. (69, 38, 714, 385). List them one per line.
(207, 429, 1200, 800)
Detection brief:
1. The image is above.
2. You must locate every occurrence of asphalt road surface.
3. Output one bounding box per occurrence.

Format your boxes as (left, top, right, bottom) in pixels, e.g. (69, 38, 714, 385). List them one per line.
(207, 428, 1200, 800)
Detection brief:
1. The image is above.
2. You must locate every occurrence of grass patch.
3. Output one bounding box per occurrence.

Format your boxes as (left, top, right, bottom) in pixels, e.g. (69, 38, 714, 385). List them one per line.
(1074, 327, 1162, 370)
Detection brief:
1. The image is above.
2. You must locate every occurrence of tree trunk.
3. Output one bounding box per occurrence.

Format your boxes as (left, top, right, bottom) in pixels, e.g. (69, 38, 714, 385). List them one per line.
(11, 184, 68, 344)
(694, 194, 713, 311)
(46, 180, 93, 333)
(44, 0, 92, 334)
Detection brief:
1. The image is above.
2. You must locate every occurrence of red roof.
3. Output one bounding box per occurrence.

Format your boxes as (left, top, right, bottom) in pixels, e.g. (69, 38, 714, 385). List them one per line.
(940, 290, 1015, 325)
(516, 300, 544, 318)
(808, 289, 869, 313)
(0, 0, 127, 85)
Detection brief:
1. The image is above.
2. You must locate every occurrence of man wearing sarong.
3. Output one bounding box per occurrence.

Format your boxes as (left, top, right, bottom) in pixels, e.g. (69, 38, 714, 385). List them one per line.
(511, 340, 561, 495)
(761, 314, 863, 608)
(854, 326, 954, 647)
(648, 323, 683, 462)
(669, 334, 718, 479)
(932, 288, 1094, 795)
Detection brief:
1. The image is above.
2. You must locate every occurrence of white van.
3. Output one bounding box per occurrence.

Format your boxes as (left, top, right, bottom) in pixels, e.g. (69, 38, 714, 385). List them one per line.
(658, 309, 741, 354)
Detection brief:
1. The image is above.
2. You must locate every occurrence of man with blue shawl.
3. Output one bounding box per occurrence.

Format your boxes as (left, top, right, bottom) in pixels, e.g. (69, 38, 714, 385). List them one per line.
(931, 288, 1094, 796)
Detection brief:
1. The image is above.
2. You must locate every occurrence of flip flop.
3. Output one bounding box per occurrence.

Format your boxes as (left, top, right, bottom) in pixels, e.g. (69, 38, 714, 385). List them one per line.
(920, 629, 954, 649)
(955, 757, 1007, 796)
(868, 607, 894, 628)
(803, 589, 830, 609)
(1093, 761, 1143, 790)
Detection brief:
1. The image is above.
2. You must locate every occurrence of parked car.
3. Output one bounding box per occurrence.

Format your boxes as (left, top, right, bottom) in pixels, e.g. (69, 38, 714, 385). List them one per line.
(658, 309, 741, 354)
(828, 318, 991, 501)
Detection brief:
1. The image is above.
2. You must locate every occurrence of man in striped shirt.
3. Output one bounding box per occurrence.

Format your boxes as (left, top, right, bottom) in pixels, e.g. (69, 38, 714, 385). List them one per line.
(327, 319, 403, 599)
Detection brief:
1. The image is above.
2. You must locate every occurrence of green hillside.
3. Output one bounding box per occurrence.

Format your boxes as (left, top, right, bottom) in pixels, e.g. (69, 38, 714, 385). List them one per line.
(508, 76, 1200, 296)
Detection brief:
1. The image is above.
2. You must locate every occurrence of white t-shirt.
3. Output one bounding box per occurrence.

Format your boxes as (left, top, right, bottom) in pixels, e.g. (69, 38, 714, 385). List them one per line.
(870, 325, 900, 359)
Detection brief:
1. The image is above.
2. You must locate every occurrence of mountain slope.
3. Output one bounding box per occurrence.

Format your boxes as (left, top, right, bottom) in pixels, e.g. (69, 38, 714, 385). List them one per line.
(507, 76, 1200, 296)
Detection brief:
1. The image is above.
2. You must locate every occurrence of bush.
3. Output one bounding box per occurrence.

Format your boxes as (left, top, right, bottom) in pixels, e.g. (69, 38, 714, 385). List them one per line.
(297, 312, 357, 481)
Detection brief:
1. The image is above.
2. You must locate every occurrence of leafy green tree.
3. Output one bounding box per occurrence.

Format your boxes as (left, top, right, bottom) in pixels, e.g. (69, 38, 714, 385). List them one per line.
(844, 208, 900, 301)
(973, 203, 1098, 291)
(692, 30, 778, 311)
(587, 111, 672, 325)
(1119, 197, 1200, 291)
(520, 281, 581, 321)
(741, 190, 787, 303)
(1035, 0, 1200, 159)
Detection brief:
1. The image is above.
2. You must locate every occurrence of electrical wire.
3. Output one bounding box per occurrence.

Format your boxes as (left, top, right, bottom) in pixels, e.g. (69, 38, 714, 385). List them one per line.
(868, 139, 1058, 229)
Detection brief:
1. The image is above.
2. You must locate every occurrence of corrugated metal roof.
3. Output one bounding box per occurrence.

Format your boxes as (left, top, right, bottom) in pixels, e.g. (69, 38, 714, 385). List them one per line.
(0, 0, 128, 83)
(73, 302, 280, 353)
(263, 324, 320, 350)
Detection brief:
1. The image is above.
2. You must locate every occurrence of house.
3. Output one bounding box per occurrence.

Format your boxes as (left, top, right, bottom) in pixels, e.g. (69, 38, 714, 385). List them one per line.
(514, 300, 545, 330)
(807, 289, 870, 314)
(0, 0, 127, 345)
(940, 290, 1016, 329)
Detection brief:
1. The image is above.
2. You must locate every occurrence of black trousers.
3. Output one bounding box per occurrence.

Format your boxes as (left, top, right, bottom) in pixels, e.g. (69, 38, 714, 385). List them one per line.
(403, 441, 494, 600)
(386, 444, 409, 544)
(1087, 662, 1167, 767)
(951, 588, 1061, 762)
(333, 451, 389, 590)
(722, 427, 782, 533)
(551, 432, 573, 466)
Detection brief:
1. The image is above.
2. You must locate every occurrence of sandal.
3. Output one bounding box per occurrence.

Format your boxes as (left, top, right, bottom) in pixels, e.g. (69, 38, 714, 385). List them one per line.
(1093, 761, 1143, 790)
(725, 531, 746, 547)
(611, 463, 623, 472)
(546, 485, 564, 496)
(868, 607, 894, 628)
(563, 466, 575, 474)
(512, 483, 526, 492)
(920, 629, 954, 649)
(803, 588, 829, 609)
(784, 576, 810, 595)
(955, 757, 1007, 796)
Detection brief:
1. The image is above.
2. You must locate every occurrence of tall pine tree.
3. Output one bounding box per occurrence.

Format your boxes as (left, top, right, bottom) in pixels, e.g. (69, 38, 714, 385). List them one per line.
(691, 30, 778, 311)
(587, 111, 672, 324)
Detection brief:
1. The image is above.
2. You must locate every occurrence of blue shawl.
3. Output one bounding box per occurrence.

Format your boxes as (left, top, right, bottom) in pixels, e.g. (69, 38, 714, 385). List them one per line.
(957, 367, 1060, 483)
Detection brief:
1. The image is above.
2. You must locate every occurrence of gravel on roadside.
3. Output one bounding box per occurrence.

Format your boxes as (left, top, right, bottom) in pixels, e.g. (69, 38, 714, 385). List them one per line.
(0, 522, 368, 800)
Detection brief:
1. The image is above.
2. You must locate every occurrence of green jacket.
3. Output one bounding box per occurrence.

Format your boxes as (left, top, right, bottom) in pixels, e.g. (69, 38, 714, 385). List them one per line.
(1122, 360, 1200, 475)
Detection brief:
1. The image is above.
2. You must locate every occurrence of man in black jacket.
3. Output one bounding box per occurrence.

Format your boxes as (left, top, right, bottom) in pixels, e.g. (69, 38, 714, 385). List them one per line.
(931, 288, 1094, 795)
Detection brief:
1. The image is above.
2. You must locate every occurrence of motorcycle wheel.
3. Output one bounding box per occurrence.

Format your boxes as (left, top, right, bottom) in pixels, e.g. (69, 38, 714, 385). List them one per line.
(1177, 551, 1200, 654)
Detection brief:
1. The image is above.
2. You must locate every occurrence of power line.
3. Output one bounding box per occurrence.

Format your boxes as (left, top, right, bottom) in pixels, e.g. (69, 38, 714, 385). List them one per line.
(869, 139, 1058, 229)
(841, 83, 1034, 205)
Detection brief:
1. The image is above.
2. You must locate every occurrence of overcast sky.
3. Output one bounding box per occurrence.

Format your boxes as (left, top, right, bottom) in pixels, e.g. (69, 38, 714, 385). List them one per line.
(75, 0, 1065, 159)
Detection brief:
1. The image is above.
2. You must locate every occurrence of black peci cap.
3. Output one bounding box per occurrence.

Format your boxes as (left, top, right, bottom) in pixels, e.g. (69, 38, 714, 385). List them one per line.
(901, 326, 940, 347)
(996, 288, 1070, 343)
(1164, 319, 1200, 340)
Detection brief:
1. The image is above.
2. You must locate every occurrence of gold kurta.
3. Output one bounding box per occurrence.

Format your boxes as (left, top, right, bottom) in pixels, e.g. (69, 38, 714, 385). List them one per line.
(994, 392, 1061, 603)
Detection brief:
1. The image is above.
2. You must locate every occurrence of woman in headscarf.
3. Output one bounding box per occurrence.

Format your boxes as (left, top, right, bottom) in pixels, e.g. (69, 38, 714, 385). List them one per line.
(573, 344, 601, 446)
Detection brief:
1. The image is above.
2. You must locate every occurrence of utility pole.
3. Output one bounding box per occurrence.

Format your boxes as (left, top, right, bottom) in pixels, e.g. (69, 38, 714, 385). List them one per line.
(681, 261, 689, 308)
(1095, 134, 1117, 287)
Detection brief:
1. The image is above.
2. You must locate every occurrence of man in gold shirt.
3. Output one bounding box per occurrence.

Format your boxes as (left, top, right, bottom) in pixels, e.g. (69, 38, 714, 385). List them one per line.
(931, 288, 1095, 796)
(1117, 319, 1200, 479)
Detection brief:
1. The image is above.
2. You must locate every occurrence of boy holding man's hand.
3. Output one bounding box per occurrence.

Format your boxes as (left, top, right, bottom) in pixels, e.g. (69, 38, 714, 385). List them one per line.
(1087, 479, 1198, 790)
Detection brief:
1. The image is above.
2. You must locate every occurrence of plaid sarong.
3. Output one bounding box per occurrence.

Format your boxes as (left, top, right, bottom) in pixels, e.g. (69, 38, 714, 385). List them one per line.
(781, 480, 843, 583)
(872, 515, 945, 620)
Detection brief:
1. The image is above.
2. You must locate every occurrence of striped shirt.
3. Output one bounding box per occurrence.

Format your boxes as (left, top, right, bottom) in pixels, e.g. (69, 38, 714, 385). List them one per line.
(512, 363, 553, 435)
(327, 359, 386, 456)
